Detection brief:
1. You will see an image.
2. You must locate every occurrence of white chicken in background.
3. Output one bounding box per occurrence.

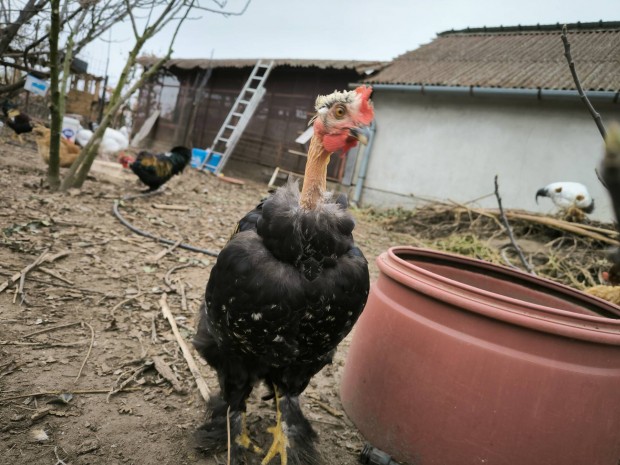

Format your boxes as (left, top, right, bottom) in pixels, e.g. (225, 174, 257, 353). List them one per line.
(535, 182, 595, 215)
(75, 126, 130, 159)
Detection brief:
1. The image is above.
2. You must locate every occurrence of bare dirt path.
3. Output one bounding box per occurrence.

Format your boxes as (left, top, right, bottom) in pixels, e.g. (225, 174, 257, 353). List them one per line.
(0, 140, 412, 465)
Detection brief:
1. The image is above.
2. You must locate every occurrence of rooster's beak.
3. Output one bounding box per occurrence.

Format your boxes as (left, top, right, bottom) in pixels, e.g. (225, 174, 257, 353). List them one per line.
(349, 126, 371, 145)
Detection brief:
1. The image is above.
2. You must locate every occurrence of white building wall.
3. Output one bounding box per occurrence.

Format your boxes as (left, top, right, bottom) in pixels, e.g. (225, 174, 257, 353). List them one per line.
(358, 90, 620, 222)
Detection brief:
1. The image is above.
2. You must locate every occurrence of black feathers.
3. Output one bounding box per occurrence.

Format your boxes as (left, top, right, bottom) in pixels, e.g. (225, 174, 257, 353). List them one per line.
(193, 182, 370, 460)
(129, 146, 191, 191)
(2, 103, 34, 136)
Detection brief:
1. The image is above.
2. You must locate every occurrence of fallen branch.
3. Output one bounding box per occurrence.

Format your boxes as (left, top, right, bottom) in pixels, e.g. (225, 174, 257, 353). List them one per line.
(494, 176, 535, 274)
(147, 238, 183, 264)
(159, 293, 210, 401)
(504, 211, 620, 245)
(37, 267, 74, 285)
(0, 387, 142, 402)
(179, 280, 188, 312)
(27, 276, 116, 295)
(75, 322, 95, 383)
(152, 203, 190, 211)
(107, 363, 149, 402)
(164, 263, 196, 290)
(110, 292, 146, 318)
(312, 399, 344, 419)
(451, 206, 620, 246)
(0, 250, 70, 295)
(152, 355, 186, 393)
(0, 340, 88, 347)
(22, 322, 81, 339)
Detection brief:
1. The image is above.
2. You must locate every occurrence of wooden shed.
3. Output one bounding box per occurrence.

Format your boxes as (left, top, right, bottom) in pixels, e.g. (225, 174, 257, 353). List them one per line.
(133, 58, 384, 178)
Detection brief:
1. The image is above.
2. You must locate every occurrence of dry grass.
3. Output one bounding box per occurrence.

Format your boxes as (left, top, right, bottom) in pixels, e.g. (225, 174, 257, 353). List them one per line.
(361, 201, 617, 291)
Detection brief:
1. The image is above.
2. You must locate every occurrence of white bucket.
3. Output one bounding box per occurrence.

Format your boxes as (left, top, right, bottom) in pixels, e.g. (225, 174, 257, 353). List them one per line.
(62, 117, 81, 142)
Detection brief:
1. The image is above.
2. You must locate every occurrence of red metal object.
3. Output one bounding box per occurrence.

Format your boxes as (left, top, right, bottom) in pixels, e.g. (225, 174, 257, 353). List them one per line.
(341, 246, 620, 465)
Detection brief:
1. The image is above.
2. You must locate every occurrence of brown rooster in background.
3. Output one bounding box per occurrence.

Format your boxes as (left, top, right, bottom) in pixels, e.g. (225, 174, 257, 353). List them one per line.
(193, 86, 374, 465)
(32, 125, 81, 167)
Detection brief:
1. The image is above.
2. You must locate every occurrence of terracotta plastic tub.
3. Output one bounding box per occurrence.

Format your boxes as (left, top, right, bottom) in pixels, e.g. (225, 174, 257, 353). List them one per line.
(340, 246, 620, 465)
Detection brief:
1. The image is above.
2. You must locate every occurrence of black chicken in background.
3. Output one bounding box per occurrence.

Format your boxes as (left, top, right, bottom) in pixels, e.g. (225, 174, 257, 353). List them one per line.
(193, 86, 374, 465)
(129, 146, 192, 191)
(2, 101, 34, 143)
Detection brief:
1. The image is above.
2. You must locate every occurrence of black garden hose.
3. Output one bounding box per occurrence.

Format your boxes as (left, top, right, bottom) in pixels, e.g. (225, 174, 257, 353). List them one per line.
(112, 197, 220, 258)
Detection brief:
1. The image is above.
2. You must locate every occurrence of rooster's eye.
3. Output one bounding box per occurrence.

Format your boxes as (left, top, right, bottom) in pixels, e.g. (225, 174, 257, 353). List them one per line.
(334, 105, 346, 119)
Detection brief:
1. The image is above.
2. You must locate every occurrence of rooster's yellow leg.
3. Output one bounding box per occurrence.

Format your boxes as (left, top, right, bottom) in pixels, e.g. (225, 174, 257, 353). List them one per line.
(261, 386, 289, 465)
(236, 412, 263, 454)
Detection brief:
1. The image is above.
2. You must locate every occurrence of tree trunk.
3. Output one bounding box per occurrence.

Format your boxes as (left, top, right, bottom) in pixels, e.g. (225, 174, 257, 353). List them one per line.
(47, 0, 62, 191)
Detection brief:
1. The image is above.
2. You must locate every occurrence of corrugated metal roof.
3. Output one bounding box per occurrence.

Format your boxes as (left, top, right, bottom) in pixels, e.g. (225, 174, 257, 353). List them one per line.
(137, 57, 387, 75)
(364, 23, 620, 91)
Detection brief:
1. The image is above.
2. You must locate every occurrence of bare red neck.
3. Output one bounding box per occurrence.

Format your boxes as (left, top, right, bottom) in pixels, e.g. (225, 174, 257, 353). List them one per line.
(300, 135, 331, 210)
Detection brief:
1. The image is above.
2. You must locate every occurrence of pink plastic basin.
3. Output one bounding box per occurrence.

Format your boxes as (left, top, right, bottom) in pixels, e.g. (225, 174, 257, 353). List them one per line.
(341, 246, 620, 465)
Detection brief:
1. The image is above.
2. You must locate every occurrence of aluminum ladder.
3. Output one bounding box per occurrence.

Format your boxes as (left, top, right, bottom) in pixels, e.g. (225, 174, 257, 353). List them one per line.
(200, 59, 274, 175)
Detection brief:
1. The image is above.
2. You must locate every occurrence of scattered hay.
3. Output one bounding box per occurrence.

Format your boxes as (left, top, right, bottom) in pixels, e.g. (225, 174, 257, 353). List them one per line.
(363, 201, 617, 291)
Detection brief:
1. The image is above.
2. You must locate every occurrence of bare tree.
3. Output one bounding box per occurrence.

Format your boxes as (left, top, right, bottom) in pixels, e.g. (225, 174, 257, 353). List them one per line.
(1, 0, 252, 190)
(59, 0, 252, 190)
(47, 0, 61, 188)
(0, 0, 134, 100)
(59, 0, 196, 189)
(0, 0, 48, 57)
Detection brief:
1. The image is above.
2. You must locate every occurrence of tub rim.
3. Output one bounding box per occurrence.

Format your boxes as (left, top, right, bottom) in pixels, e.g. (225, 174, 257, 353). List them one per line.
(377, 246, 620, 344)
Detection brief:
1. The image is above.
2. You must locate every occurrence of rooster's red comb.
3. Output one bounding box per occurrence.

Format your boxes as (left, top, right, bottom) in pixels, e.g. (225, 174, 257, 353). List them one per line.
(354, 85, 374, 125)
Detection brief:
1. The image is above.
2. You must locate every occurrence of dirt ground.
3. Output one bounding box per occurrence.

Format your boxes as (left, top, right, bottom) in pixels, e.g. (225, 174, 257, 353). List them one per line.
(1, 136, 616, 465)
(0, 138, 420, 465)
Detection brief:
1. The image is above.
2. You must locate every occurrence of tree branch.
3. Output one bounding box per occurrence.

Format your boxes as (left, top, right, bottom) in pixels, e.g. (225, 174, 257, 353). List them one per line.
(494, 175, 536, 274)
(561, 24, 607, 140)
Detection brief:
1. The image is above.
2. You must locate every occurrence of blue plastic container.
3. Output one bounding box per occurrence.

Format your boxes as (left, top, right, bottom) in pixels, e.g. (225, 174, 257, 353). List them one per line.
(191, 148, 222, 172)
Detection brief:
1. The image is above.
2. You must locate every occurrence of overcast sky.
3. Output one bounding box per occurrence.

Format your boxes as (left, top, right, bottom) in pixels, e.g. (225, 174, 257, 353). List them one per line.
(82, 0, 619, 84)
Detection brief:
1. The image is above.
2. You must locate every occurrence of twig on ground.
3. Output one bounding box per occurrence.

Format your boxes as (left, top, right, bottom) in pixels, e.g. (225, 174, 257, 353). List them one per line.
(107, 363, 150, 402)
(179, 280, 188, 312)
(110, 292, 146, 318)
(151, 313, 159, 344)
(160, 293, 210, 401)
(37, 267, 74, 285)
(22, 322, 81, 339)
(494, 176, 536, 274)
(152, 355, 186, 393)
(27, 276, 115, 295)
(499, 246, 520, 270)
(0, 340, 88, 347)
(503, 211, 619, 245)
(312, 398, 344, 419)
(147, 238, 183, 264)
(164, 263, 196, 290)
(75, 322, 95, 383)
(0, 387, 141, 402)
(0, 249, 70, 295)
(152, 203, 190, 211)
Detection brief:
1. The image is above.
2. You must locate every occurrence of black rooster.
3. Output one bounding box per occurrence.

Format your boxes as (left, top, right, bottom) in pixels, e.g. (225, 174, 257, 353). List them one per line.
(2, 102, 34, 143)
(129, 146, 192, 191)
(194, 86, 374, 465)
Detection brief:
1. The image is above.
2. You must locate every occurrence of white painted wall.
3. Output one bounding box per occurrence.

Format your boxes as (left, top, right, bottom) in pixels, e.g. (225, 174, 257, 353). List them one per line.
(357, 90, 620, 222)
